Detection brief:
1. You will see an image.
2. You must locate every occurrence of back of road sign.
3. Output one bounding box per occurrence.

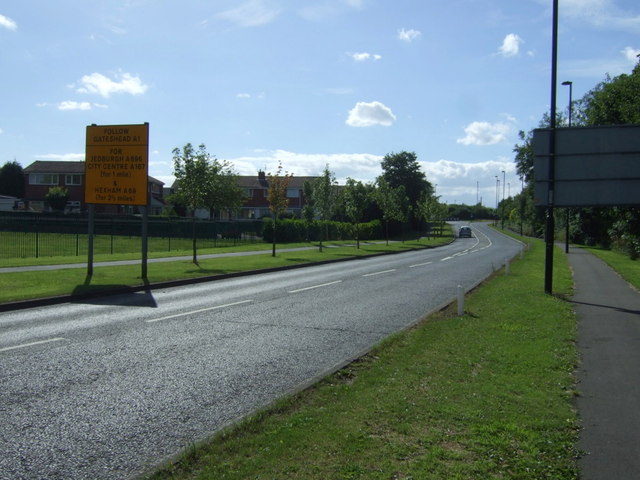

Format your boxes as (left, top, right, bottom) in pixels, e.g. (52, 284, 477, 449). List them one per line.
(533, 124, 640, 207)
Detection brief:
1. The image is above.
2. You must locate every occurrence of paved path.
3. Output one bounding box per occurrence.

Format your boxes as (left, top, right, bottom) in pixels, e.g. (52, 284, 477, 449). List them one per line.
(567, 246, 640, 479)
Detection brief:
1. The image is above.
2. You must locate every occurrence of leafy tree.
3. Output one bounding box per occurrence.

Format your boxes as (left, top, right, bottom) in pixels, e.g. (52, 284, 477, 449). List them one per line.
(380, 151, 432, 227)
(267, 161, 293, 257)
(575, 62, 640, 126)
(301, 180, 315, 241)
(373, 176, 407, 245)
(172, 143, 211, 264)
(342, 178, 369, 248)
(313, 164, 338, 252)
(417, 194, 447, 237)
(0, 161, 24, 198)
(44, 186, 69, 212)
(202, 159, 244, 221)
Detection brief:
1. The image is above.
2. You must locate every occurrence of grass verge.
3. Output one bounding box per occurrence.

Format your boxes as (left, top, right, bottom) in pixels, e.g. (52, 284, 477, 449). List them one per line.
(582, 246, 640, 290)
(144, 238, 579, 480)
(0, 237, 451, 304)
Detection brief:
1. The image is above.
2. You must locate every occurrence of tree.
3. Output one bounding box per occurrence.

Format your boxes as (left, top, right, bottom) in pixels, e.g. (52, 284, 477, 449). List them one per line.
(380, 151, 431, 227)
(44, 186, 69, 212)
(342, 178, 368, 248)
(172, 143, 211, 264)
(373, 176, 407, 245)
(202, 159, 244, 221)
(0, 161, 24, 198)
(301, 180, 315, 241)
(312, 164, 338, 252)
(267, 161, 293, 257)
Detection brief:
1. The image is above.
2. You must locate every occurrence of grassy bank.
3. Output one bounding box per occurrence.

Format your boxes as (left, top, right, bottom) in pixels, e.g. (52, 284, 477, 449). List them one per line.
(583, 246, 640, 289)
(0, 237, 451, 304)
(145, 237, 579, 480)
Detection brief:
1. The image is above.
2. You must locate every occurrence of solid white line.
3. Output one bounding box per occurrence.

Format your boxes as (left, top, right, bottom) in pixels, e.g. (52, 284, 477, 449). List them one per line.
(409, 261, 433, 268)
(0, 337, 66, 353)
(363, 269, 396, 277)
(146, 300, 253, 323)
(288, 280, 343, 293)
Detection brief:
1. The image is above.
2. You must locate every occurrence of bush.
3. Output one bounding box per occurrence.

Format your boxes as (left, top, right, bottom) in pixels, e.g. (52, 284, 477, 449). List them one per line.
(262, 218, 383, 243)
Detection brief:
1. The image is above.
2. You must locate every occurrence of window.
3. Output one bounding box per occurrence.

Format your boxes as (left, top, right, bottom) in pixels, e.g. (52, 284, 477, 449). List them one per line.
(65, 174, 82, 186)
(29, 174, 59, 185)
(286, 188, 299, 198)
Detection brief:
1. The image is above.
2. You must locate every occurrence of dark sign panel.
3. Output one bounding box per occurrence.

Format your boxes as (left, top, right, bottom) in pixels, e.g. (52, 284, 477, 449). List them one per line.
(534, 125, 640, 207)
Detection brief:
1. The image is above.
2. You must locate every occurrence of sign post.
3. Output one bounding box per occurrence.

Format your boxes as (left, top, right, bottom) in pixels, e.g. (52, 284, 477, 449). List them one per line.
(84, 123, 150, 279)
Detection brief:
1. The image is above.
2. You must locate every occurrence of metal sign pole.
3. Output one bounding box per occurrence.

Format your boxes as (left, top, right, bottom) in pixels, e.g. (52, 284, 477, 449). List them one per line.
(87, 203, 94, 277)
(544, 0, 559, 295)
(141, 205, 148, 280)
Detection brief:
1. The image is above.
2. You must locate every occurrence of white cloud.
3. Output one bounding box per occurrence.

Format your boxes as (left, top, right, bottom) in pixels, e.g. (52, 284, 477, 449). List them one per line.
(559, 0, 640, 32)
(498, 33, 522, 57)
(34, 153, 85, 162)
(350, 52, 381, 62)
(622, 46, 640, 63)
(75, 72, 148, 98)
(457, 121, 511, 146)
(236, 93, 252, 98)
(397, 28, 421, 42)
(346, 101, 396, 127)
(0, 14, 17, 31)
(58, 101, 92, 111)
(217, 0, 280, 27)
(0, 127, 3, 135)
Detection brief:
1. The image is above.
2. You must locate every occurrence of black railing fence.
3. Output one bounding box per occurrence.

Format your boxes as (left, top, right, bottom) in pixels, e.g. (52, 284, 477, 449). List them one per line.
(0, 213, 264, 259)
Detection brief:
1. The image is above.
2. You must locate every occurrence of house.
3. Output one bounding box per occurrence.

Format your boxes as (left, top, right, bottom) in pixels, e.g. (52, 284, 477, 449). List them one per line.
(22, 161, 165, 215)
(169, 170, 318, 220)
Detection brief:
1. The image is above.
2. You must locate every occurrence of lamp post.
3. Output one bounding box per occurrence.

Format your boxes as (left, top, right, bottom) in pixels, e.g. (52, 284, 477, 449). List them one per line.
(562, 80, 573, 253)
(501, 170, 506, 229)
(494, 176, 499, 225)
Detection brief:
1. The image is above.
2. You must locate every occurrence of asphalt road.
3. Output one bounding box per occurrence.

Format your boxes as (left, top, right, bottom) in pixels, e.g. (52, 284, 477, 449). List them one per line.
(0, 223, 523, 480)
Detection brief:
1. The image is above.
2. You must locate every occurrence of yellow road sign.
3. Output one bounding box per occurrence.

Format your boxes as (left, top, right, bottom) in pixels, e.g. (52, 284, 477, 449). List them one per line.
(85, 123, 149, 205)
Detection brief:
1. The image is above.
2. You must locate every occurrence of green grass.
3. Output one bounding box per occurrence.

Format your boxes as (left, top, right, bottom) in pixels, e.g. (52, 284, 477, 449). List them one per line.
(582, 246, 640, 290)
(144, 238, 579, 480)
(0, 237, 452, 303)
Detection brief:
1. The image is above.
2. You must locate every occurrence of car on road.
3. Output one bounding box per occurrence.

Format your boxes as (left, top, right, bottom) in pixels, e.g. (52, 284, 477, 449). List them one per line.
(458, 226, 472, 238)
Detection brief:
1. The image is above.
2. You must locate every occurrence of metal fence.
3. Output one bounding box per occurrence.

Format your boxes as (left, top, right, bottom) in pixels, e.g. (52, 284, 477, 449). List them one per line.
(0, 214, 264, 259)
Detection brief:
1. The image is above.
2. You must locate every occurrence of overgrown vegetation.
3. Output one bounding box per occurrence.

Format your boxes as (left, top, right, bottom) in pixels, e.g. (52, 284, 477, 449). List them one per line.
(145, 237, 578, 480)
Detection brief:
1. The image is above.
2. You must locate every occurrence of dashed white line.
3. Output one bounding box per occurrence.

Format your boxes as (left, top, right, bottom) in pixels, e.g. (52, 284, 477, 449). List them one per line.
(409, 261, 433, 268)
(441, 256, 454, 261)
(0, 337, 66, 353)
(288, 280, 343, 293)
(146, 300, 253, 323)
(363, 269, 397, 277)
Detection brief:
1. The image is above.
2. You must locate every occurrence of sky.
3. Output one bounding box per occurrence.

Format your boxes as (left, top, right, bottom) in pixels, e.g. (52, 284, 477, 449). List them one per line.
(1, 0, 639, 206)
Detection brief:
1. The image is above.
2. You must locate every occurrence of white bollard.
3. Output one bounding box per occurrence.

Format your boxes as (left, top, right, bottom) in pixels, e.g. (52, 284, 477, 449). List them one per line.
(457, 285, 464, 316)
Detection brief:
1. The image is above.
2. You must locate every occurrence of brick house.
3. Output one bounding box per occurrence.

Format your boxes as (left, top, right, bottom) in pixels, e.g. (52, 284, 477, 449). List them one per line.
(22, 161, 165, 215)
(168, 170, 318, 219)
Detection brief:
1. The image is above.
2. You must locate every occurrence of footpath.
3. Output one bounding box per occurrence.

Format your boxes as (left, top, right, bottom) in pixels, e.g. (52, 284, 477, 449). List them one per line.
(567, 246, 640, 479)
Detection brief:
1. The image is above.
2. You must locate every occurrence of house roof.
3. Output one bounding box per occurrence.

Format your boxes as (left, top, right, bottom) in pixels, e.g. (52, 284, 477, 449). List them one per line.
(237, 175, 318, 189)
(24, 161, 85, 174)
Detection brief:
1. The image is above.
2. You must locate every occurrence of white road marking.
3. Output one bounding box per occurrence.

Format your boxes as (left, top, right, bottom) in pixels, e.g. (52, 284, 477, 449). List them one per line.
(363, 269, 397, 277)
(441, 256, 454, 261)
(288, 280, 343, 293)
(146, 300, 253, 323)
(409, 261, 433, 268)
(0, 337, 66, 353)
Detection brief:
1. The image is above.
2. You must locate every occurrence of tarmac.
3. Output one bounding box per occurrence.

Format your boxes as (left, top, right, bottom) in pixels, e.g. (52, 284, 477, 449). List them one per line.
(1, 241, 638, 477)
(567, 246, 640, 479)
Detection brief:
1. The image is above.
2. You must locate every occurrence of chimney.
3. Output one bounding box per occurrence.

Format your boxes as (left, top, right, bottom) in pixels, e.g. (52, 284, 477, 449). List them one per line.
(258, 170, 266, 181)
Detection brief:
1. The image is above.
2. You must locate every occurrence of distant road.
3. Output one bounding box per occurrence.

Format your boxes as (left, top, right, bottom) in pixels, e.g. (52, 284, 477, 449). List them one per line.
(0, 222, 523, 480)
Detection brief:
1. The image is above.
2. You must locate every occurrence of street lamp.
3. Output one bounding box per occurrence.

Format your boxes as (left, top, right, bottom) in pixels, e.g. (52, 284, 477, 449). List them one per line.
(501, 170, 506, 229)
(494, 176, 499, 225)
(562, 80, 573, 253)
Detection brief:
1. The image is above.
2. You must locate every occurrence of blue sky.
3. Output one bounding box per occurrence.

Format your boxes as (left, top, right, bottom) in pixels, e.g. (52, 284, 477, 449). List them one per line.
(1, 0, 639, 206)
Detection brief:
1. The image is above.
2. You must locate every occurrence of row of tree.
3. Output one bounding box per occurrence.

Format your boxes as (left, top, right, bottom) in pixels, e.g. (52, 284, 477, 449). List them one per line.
(505, 60, 640, 258)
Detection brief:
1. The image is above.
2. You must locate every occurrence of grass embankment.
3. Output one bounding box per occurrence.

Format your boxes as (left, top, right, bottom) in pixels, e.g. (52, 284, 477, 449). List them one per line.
(145, 238, 579, 480)
(583, 246, 640, 289)
(0, 237, 450, 304)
